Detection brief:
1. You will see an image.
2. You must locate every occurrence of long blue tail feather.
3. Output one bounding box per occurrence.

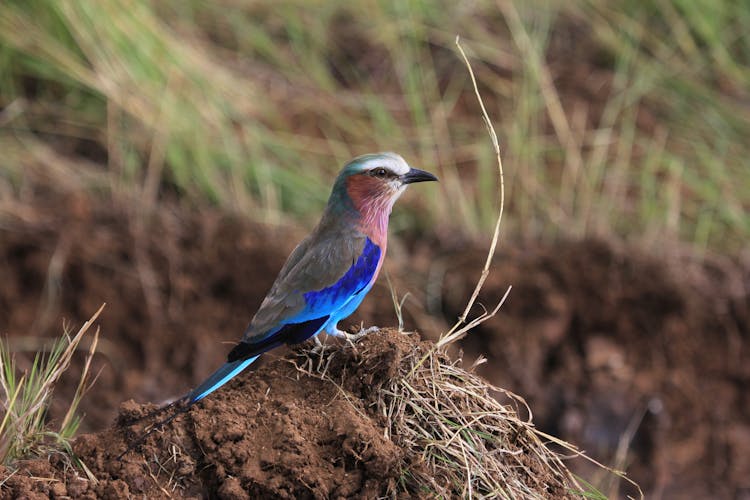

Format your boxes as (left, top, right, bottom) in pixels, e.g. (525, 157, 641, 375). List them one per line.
(187, 356, 259, 404)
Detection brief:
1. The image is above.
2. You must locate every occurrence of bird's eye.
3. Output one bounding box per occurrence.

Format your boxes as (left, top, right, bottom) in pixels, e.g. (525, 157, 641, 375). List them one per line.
(372, 167, 388, 177)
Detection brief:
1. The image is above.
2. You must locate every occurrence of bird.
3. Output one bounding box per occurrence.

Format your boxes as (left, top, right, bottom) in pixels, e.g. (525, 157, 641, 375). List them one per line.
(121, 152, 437, 454)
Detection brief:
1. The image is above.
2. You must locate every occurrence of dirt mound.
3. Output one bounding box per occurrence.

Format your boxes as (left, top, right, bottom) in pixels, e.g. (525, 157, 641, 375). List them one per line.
(0, 329, 580, 499)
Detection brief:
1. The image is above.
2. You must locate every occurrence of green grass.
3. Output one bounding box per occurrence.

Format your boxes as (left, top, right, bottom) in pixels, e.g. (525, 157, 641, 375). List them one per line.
(0, 305, 102, 466)
(569, 475, 608, 499)
(0, 0, 747, 250)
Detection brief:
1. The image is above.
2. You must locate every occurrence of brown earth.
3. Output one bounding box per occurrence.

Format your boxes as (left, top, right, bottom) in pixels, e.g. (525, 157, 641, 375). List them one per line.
(0, 331, 419, 499)
(0, 327, 578, 499)
(1, 189, 749, 498)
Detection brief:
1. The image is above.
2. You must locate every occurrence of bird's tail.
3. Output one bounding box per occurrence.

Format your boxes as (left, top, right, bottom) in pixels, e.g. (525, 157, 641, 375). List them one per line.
(185, 355, 260, 404)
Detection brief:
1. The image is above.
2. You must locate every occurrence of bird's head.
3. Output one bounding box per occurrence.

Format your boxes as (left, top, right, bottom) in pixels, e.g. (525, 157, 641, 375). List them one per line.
(330, 152, 438, 217)
(325, 152, 437, 243)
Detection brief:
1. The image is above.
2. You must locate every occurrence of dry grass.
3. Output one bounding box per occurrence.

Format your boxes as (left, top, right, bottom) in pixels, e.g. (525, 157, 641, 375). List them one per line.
(297, 330, 640, 499)
(0, 304, 104, 467)
(381, 344, 579, 498)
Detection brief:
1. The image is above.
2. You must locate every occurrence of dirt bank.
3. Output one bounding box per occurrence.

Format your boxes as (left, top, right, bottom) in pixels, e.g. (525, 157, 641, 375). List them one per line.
(1, 189, 748, 498)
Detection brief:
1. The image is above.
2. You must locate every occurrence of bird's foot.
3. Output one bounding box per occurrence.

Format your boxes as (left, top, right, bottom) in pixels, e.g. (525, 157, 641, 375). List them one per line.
(328, 326, 377, 342)
(327, 325, 379, 349)
(357, 325, 380, 336)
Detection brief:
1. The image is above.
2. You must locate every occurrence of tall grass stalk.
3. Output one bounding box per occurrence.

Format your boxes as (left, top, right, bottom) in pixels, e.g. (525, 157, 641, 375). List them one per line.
(0, 304, 104, 465)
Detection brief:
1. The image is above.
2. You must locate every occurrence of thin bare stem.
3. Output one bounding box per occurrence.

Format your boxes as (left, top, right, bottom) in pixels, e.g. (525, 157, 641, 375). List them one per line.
(441, 37, 507, 343)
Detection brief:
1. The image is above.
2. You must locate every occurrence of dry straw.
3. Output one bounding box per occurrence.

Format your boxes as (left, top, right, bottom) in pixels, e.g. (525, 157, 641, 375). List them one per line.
(379, 341, 579, 498)
(0, 304, 104, 473)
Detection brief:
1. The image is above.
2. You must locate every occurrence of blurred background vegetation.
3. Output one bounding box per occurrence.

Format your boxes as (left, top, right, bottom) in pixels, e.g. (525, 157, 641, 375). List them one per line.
(0, 0, 748, 251)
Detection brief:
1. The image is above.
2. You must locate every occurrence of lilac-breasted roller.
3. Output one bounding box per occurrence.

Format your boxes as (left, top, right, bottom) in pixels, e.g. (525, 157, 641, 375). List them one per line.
(119, 152, 436, 456)
(182, 152, 437, 405)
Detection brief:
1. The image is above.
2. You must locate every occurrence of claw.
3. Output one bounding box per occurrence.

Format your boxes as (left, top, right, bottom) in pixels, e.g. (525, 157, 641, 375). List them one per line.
(358, 326, 380, 336)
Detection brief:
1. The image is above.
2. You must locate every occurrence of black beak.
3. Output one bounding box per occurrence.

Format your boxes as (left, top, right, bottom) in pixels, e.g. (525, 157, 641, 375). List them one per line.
(402, 168, 438, 184)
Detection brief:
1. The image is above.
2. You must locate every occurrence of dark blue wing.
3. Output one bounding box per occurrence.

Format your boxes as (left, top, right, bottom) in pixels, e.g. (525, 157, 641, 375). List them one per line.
(226, 316, 330, 362)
